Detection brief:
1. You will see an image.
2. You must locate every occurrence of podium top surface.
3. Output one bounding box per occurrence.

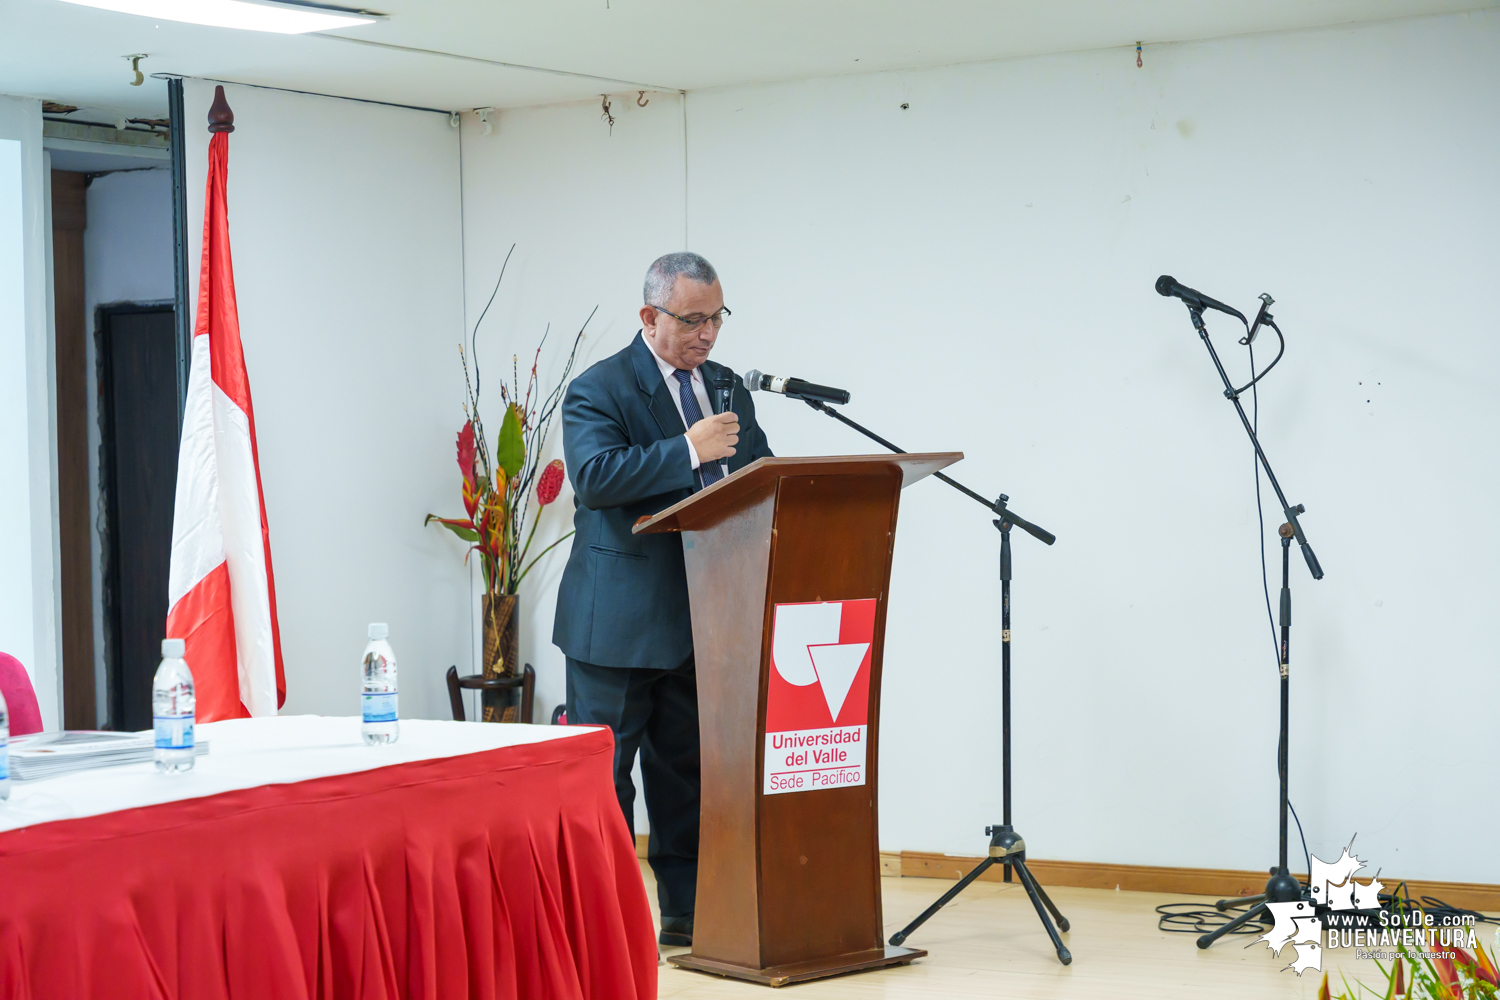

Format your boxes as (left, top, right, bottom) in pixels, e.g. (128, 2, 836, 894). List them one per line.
(633, 452, 962, 534)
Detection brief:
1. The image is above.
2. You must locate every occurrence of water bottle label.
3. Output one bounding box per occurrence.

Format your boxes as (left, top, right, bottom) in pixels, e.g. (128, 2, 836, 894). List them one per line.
(154, 716, 195, 750)
(363, 692, 398, 723)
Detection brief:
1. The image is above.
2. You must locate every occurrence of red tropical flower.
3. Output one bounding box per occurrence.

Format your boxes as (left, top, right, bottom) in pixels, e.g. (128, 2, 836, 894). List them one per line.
(537, 459, 565, 506)
(456, 421, 477, 489)
(1432, 946, 1462, 999)
(479, 499, 505, 560)
(462, 477, 480, 520)
(426, 261, 590, 600)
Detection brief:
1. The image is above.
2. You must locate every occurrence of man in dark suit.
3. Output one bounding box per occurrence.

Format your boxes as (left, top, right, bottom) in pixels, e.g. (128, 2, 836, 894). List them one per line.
(554, 252, 773, 946)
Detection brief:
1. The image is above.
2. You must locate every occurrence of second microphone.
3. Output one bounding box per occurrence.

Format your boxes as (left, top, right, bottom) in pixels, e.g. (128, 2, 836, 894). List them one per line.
(743, 369, 851, 405)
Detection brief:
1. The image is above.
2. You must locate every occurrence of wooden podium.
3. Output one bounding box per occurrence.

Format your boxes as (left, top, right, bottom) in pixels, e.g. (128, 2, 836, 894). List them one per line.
(635, 452, 962, 987)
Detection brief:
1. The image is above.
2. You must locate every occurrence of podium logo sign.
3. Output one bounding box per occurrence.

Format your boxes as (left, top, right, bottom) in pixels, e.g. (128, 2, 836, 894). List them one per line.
(763, 599, 875, 796)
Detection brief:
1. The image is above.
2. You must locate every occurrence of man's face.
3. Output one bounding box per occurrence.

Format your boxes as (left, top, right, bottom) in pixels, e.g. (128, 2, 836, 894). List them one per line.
(640, 277, 725, 370)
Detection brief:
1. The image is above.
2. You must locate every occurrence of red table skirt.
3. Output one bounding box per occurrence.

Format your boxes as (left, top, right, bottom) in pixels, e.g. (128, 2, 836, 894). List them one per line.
(0, 727, 657, 1000)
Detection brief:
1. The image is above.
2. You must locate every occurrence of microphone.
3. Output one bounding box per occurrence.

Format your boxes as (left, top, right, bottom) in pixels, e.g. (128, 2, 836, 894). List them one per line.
(1155, 275, 1248, 324)
(743, 370, 851, 406)
(710, 368, 734, 416)
(1242, 293, 1274, 345)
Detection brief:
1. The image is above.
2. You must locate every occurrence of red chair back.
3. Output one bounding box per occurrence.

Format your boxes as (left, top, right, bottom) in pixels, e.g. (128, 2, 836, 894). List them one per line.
(0, 652, 44, 736)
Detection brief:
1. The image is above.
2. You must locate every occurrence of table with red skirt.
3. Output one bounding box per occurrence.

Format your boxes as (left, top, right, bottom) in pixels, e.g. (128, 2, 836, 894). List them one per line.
(0, 716, 657, 999)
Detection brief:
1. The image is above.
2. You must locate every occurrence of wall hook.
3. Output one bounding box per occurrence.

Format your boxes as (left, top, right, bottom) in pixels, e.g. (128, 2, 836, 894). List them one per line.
(1136, 42, 1143, 68)
(124, 53, 147, 86)
(475, 107, 494, 135)
(637, 91, 649, 107)
(449, 111, 461, 128)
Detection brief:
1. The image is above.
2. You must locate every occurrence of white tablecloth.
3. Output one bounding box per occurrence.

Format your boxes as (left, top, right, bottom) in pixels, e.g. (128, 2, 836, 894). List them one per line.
(0, 715, 593, 834)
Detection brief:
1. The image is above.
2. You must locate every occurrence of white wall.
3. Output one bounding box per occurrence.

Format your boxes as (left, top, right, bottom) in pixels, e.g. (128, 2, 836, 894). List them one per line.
(457, 94, 687, 728)
(0, 95, 61, 731)
(457, 94, 686, 830)
(82, 166, 175, 725)
(460, 12, 1500, 882)
(183, 81, 468, 722)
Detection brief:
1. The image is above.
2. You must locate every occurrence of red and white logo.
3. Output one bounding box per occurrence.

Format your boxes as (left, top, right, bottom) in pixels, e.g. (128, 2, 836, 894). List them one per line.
(763, 599, 875, 795)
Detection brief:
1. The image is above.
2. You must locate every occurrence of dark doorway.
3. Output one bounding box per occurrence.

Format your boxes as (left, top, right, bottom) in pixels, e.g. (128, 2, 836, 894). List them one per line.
(99, 304, 179, 732)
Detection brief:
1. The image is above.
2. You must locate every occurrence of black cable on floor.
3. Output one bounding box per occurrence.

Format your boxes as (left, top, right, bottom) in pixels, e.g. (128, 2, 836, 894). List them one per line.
(1381, 884, 1500, 928)
(1156, 887, 1500, 936)
(1155, 902, 1267, 936)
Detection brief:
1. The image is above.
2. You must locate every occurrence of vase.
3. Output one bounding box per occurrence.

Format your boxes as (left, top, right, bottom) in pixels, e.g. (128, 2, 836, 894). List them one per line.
(481, 593, 521, 722)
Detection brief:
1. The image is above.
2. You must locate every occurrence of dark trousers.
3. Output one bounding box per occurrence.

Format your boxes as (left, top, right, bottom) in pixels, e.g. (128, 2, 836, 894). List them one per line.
(565, 654, 700, 919)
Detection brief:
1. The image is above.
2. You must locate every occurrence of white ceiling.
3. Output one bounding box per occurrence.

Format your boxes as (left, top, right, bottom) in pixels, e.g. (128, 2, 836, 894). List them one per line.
(4, 0, 1495, 120)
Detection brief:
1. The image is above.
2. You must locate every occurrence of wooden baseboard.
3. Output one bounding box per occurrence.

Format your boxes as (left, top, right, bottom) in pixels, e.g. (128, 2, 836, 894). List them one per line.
(635, 835, 1498, 912)
(897, 851, 1500, 912)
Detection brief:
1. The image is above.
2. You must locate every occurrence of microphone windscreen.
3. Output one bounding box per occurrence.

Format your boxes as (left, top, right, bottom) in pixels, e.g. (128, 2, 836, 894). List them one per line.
(1155, 275, 1175, 296)
(743, 369, 763, 391)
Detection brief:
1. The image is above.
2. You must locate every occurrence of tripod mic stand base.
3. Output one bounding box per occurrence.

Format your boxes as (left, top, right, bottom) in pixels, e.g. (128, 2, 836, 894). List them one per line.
(1215, 893, 1264, 912)
(889, 825, 1072, 966)
(1195, 869, 1304, 949)
(1264, 869, 1302, 903)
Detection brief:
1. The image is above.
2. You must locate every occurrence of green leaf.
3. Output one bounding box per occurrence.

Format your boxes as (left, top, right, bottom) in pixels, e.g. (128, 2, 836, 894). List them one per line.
(426, 514, 479, 542)
(495, 404, 525, 483)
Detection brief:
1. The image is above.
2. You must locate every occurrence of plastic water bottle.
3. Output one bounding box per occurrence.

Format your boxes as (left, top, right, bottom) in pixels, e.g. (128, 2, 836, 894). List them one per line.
(0, 685, 10, 801)
(362, 623, 399, 745)
(153, 638, 196, 773)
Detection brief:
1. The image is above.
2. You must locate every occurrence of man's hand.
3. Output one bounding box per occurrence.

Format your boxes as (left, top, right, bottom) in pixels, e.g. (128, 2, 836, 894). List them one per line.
(686, 412, 739, 463)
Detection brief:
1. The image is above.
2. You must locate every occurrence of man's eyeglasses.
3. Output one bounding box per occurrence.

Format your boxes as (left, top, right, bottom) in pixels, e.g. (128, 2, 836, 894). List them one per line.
(650, 304, 731, 331)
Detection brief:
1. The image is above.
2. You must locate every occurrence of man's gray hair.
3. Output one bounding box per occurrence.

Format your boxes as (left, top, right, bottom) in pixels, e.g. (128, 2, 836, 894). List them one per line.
(644, 252, 718, 307)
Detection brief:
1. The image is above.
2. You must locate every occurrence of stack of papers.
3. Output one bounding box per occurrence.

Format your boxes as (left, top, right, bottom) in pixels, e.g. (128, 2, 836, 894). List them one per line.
(7, 731, 210, 781)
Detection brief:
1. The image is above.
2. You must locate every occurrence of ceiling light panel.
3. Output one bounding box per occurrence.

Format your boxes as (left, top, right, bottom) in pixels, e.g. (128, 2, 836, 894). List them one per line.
(56, 0, 378, 34)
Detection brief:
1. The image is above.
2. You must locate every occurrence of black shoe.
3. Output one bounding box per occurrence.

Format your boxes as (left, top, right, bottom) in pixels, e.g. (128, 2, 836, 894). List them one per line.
(659, 915, 693, 947)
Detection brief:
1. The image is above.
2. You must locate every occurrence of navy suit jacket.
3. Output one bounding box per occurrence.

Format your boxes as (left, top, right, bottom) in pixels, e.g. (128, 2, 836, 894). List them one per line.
(552, 332, 774, 669)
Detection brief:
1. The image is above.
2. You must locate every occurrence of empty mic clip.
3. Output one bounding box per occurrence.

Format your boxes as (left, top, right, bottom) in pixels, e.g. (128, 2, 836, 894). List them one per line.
(1241, 293, 1274, 346)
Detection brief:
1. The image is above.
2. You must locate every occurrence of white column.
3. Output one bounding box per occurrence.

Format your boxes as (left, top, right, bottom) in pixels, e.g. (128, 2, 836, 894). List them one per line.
(0, 94, 61, 731)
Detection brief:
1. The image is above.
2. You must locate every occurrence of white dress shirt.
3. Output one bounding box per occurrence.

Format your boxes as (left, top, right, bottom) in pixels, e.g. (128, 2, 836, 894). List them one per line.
(643, 334, 728, 478)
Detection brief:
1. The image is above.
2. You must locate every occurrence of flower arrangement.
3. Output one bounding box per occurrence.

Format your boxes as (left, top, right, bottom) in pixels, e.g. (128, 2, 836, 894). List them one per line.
(1325, 940, 1500, 1000)
(425, 248, 591, 600)
(424, 248, 592, 717)
(1325, 904, 1499, 1000)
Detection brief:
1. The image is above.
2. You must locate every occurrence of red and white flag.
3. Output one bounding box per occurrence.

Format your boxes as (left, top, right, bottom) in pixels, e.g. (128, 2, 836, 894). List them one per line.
(165, 114, 285, 721)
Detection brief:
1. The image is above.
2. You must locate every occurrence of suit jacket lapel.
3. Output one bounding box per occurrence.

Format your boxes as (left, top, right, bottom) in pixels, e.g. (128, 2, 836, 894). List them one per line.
(630, 331, 687, 440)
(648, 382, 686, 440)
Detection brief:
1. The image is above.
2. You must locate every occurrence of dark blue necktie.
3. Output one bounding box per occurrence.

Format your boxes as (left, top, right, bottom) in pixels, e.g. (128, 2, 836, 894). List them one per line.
(674, 369, 724, 489)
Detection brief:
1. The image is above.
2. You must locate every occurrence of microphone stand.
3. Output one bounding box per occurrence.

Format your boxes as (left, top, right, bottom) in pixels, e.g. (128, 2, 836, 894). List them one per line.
(1172, 304, 1325, 950)
(799, 396, 1072, 966)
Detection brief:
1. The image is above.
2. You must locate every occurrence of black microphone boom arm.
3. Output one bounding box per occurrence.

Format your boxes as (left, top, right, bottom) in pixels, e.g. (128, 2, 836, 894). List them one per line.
(801, 397, 1055, 546)
(1181, 304, 1323, 580)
